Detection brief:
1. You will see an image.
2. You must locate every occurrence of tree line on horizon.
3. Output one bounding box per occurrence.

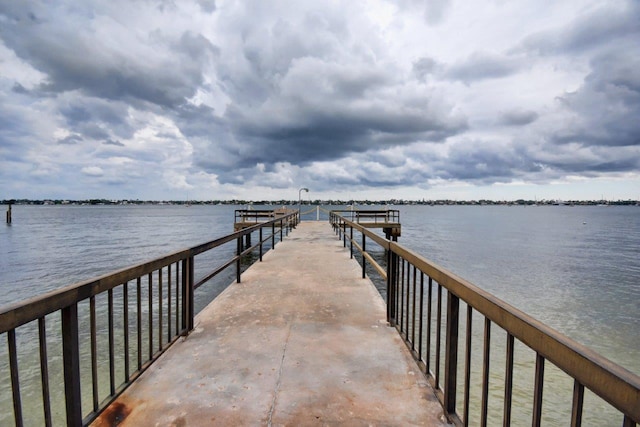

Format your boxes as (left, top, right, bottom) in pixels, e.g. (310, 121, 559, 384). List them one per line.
(3, 198, 639, 206)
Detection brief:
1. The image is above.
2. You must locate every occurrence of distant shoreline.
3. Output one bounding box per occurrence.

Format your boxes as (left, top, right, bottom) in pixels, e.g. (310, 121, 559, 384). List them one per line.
(3, 198, 639, 206)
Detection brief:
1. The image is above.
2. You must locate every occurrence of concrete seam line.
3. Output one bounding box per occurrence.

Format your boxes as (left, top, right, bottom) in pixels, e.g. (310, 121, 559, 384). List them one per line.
(267, 323, 292, 427)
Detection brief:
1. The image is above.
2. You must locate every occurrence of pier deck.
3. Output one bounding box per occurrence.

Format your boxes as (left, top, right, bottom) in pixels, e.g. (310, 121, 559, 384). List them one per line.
(93, 221, 446, 426)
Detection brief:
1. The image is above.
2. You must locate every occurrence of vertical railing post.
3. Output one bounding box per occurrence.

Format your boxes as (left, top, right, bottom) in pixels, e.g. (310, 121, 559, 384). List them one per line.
(272, 222, 275, 249)
(8, 329, 23, 427)
(181, 257, 194, 334)
(444, 291, 460, 416)
(61, 303, 82, 427)
(236, 235, 242, 284)
(362, 233, 366, 279)
(350, 226, 353, 259)
(280, 219, 283, 242)
(387, 244, 397, 325)
(259, 226, 263, 261)
(188, 256, 194, 331)
(343, 222, 347, 247)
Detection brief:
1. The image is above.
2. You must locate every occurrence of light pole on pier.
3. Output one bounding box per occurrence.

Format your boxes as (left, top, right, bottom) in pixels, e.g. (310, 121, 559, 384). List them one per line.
(298, 187, 309, 212)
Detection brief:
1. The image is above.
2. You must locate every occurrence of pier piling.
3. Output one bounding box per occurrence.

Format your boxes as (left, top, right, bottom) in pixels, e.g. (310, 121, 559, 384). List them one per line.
(6, 203, 11, 224)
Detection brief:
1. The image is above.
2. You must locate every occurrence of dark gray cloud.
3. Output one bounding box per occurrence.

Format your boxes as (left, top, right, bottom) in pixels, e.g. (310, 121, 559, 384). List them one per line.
(103, 139, 124, 147)
(499, 110, 539, 126)
(78, 123, 110, 140)
(11, 83, 29, 94)
(553, 50, 640, 147)
(435, 141, 532, 182)
(1, 0, 638, 200)
(528, 143, 640, 176)
(445, 52, 522, 83)
(0, 5, 216, 109)
(57, 134, 83, 145)
(197, 0, 216, 13)
(57, 96, 137, 140)
(517, 2, 640, 55)
(220, 100, 467, 173)
(413, 57, 438, 82)
(0, 102, 30, 152)
(190, 10, 469, 177)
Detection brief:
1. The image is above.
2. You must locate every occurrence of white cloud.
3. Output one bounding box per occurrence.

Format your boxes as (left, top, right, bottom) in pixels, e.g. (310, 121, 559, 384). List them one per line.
(81, 166, 104, 177)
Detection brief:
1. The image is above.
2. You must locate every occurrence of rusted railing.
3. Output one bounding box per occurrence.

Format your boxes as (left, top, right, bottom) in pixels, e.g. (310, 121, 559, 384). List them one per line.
(0, 211, 299, 427)
(330, 211, 639, 427)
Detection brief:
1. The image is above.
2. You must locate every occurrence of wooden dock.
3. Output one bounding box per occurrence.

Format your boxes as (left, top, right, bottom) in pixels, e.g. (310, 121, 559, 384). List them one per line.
(92, 222, 446, 426)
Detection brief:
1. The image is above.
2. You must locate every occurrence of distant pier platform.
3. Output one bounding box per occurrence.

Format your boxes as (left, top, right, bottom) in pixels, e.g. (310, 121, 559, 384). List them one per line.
(233, 207, 297, 231)
(92, 222, 445, 426)
(333, 209, 402, 239)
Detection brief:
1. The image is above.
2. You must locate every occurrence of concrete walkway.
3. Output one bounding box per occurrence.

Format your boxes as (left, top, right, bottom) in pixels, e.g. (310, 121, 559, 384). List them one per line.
(93, 222, 447, 426)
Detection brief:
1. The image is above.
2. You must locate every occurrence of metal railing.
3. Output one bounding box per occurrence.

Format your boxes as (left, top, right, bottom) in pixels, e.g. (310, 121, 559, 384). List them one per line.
(330, 208, 399, 224)
(330, 211, 639, 427)
(234, 209, 277, 224)
(234, 207, 298, 225)
(0, 211, 299, 427)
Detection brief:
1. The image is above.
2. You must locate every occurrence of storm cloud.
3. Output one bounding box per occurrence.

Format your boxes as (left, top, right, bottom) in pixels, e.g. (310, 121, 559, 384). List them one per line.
(0, 0, 638, 200)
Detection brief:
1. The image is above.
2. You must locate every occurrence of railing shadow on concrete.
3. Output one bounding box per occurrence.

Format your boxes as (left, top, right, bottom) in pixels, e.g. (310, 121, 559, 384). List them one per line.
(0, 211, 299, 427)
(329, 210, 639, 427)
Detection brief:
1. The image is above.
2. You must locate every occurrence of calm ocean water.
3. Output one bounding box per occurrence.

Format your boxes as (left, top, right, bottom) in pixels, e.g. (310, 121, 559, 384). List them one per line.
(398, 205, 640, 376)
(1, 204, 638, 425)
(0, 204, 241, 308)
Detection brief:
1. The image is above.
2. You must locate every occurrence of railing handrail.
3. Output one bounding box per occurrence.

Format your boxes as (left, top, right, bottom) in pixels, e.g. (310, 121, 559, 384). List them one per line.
(330, 211, 640, 424)
(330, 208, 400, 224)
(1, 210, 300, 426)
(0, 213, 296, 334)
(390, 241, 640, 420)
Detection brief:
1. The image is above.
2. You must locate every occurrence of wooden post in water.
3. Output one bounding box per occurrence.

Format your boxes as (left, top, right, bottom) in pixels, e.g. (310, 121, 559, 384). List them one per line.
(6, 203, 11, 224)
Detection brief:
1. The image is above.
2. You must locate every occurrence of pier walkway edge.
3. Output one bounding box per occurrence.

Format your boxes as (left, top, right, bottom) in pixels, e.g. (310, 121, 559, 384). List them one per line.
(92, 221, 448, 426)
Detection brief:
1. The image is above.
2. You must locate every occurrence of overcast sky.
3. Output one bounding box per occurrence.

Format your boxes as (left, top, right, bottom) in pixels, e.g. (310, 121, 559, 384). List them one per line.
(1, 0, 639, 201)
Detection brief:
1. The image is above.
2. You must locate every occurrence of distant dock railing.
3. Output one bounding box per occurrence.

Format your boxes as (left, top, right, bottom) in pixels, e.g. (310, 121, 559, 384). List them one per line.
(0, 210, 299, 426)
(330, 211, 639, 426)
(233, 207, 297, 230)
(331, 208, 401, 239)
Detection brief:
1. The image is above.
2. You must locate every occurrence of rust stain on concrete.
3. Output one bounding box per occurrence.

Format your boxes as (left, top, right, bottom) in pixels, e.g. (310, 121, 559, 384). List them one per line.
(93, 402, 131, 426)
